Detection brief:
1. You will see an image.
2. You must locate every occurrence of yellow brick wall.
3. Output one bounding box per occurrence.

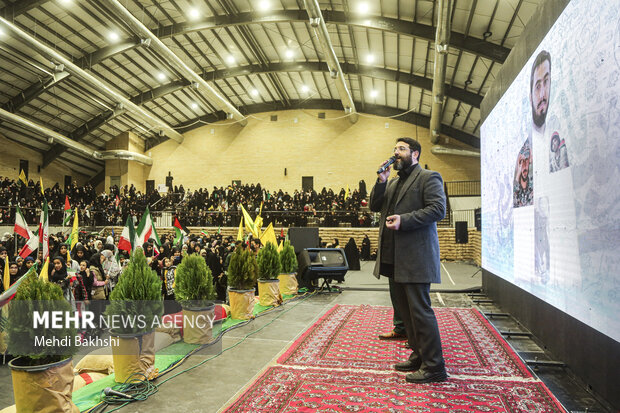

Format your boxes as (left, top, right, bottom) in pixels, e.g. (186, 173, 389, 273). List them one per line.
(147, 109, 480, 193)
(0, 133, 89, 187)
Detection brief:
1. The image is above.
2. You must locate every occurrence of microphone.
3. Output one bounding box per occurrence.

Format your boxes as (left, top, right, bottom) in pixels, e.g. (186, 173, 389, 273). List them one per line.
(377, 156, 397, 174)
(104, 387, 135, 399)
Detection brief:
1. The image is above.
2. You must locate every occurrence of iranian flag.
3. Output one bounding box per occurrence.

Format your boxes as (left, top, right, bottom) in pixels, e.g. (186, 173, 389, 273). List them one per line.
(136, 206, 161, 247)
(38, 200, 49, 261)
(118, 215, 137, 252)
(18, 234, 39, 259)
(14, 205, 31, 239)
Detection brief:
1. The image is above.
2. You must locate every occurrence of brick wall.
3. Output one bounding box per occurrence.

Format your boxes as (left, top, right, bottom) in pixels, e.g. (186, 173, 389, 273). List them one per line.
(146, 109, 480, 193)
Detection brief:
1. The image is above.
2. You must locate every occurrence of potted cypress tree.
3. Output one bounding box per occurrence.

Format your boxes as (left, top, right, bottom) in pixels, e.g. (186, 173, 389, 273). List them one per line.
(7, 269, 79, 412)
(227, 246, 258, 320)
(106, 248, 163, 383)
(174, 254, 216, 344)
(257, 242, 282, 307)
(278, 240, 299, 296)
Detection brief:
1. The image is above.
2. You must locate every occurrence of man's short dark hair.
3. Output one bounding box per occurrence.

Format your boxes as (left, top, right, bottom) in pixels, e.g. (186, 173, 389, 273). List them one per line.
(530, 50, 551, 93)
(396, 137, 422, 161)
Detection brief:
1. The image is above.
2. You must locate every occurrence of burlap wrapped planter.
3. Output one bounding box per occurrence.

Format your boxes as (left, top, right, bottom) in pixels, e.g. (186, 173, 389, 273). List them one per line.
(9, 356, 79, 413)
(257, 279, 282, 307)
(182, 304, 215, 345)
(278, 273, 298, 296)
(228, 288, 255, 320)
(110, 330, 156, 383)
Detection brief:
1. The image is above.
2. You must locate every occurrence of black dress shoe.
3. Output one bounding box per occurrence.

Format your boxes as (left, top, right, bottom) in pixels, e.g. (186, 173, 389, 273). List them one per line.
(405, 369, 448, 383)
(394, 359, 422, 372)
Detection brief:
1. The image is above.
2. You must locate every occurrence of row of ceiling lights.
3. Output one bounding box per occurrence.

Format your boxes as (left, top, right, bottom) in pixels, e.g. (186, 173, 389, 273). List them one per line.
(50, 0, 378, 111)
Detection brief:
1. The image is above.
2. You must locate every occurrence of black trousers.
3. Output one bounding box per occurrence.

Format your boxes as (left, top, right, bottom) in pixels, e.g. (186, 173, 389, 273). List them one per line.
(391, 281, 445, 372)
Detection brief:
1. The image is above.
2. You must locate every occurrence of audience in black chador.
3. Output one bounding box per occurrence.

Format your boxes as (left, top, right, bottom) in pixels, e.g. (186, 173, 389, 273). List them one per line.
(0, 176, 373, 228)
(344, 237, 361, 271)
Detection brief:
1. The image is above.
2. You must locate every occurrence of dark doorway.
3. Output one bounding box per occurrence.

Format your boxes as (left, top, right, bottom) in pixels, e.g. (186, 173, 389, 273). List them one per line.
(19, 160, 28, 181)
(146, 180, 155, 194)
(302, 176, 314, 192)
(64, 175, 72, 192)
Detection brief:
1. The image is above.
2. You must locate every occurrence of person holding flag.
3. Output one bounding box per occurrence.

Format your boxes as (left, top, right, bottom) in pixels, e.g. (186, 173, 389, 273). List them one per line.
(173, 216, 189, 247)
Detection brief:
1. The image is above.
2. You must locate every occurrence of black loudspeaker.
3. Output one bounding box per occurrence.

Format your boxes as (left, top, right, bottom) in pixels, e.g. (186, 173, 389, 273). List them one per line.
(288, 227, 319, 254)
(298, 248, 349, 290)
(474, 208, 481, 231)
(455, 221, 468, 244)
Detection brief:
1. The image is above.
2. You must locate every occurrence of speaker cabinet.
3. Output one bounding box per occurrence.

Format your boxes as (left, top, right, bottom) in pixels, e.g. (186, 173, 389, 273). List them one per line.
(288, 227, 319, 254)
(455, 221, 468, 244)
(298, 248, 349, 285)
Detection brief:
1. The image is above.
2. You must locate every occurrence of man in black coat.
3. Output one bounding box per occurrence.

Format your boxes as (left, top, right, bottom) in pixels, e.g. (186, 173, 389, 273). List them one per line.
(370, 137, 447, 383)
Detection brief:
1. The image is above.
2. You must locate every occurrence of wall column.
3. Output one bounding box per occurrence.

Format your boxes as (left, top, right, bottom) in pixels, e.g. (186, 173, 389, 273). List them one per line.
(104, 131, 149, 193)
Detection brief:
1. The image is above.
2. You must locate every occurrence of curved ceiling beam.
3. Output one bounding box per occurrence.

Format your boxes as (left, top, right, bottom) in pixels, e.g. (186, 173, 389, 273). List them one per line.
(207, 62, 482, 108)
(157, 10, 509, 63)
(42, 80, 188, 168)
(43, 62, 480, 166)
(174, 99, 479, 148)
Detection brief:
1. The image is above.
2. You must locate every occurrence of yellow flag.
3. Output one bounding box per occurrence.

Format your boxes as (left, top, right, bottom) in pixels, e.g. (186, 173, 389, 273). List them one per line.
(39, 177, 44, 196)
(39, 257, 50, 281)
(277, 240, 283, 253)
(255, 201, 264, 235)
(241, 205, 258, 238)
(255, 216, 263, 237)
(237, 217, 244, 241)
(3, 258, 10, 291)
(18, 169, 27, 185)
(70, 208, 79, 250)
(344, 184, 350, 200)
(259, 223, 278, 248)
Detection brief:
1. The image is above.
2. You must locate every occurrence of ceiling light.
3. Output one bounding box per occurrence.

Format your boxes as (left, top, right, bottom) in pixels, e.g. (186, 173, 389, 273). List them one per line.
(0, 28, 4, 36)
(366, 54, 375, 63)
(358, 2, 370, 14)
(188, 8, 200, 20)
(191, 102, 199, 110)
(157, 72, 166, 81)
(250, 89, 259, 97)
(301, 85, 309, 93)
(370, 90, 378, 98)
(258, 0, 270, 11)
(108, 31, 120, 42)
(59, 0, 71, 4)
(285, 49, 294, 59)
(226, 55, 235, 65)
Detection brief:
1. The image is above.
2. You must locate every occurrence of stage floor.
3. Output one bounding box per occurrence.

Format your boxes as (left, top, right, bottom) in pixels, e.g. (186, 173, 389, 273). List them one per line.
(0, 260, 613, 412)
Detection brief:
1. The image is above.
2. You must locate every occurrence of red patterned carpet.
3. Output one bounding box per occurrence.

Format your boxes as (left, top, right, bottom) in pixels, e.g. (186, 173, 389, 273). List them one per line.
(223, 305, 565, 413)
(278, 305, 532, 378)
(223, 366, 565, 413)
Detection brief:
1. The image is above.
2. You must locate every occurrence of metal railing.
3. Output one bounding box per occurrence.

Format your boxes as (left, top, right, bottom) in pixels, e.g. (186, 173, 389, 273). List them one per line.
(445, 180, 480, 197)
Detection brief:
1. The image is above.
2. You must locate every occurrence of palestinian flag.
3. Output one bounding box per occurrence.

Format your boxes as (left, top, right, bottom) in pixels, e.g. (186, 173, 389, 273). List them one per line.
(115, 195, 121, 209)
(173, 216, 188, 247)
(62, 195, 72, 225)
(136, 206, 161, 247)
(118, 215, 137, 252)
(14, 205, 31, 239)
(38, 200, 49, 261)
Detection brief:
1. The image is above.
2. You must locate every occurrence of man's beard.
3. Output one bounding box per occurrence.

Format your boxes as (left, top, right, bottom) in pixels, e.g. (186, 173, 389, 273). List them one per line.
(394, 156, 413, 170)
(532, 101, 548, 128)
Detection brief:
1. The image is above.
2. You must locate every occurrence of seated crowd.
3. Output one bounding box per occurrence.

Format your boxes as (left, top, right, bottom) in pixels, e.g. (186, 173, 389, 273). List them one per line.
(0, 176, 372, 228)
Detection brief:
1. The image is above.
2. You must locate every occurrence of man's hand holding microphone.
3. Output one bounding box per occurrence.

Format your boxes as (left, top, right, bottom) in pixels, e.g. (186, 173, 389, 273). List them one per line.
(377, 156, 401, 230)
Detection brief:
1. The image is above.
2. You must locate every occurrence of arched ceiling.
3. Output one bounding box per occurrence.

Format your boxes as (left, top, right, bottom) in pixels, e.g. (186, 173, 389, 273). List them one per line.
(0, 0, 541, 179)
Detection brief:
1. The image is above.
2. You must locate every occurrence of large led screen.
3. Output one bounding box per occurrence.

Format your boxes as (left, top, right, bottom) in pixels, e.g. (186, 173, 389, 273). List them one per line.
(481, 0, 620, 343)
